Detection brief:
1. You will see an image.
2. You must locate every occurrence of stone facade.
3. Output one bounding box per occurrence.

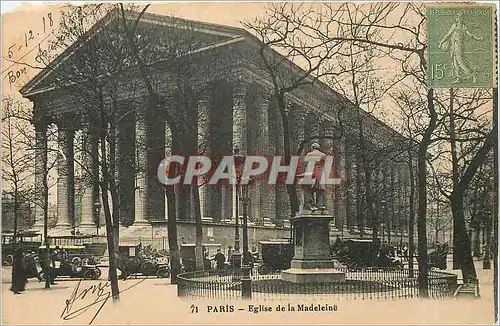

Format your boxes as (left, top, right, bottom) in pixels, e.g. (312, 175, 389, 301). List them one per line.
(20, 12, 415, 243)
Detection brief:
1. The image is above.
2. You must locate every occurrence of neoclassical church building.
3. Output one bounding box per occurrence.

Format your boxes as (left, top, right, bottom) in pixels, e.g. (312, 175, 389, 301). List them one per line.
(21, 9, 414, 243)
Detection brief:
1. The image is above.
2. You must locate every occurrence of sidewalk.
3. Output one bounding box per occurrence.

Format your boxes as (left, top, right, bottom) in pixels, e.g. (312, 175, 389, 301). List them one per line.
(2, 262, 496, 325)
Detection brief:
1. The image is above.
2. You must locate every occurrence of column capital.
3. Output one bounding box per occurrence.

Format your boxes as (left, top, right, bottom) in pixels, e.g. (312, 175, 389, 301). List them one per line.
(229, 73, 253, 93)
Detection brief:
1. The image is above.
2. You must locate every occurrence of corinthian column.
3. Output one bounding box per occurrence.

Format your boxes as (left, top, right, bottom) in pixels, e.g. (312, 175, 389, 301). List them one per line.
(274, 101, 289, 222)
(79, 124, 97, 231)
(116, 104, 137, 226)
(251, 91, 273, 224)
(56, 127, 75, 229)
(232, 85, 247, 220)
(334, 138, 347, 231)
(134, 110, 150, 226)
(198, 95, 211, 220)
(290, 107, 306, 210)
(344, 140, 356, 231)
(32, 121, 47, 230)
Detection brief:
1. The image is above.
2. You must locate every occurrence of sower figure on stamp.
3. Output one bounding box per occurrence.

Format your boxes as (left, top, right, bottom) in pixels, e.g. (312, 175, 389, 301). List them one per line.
(301, 142, 327, 212)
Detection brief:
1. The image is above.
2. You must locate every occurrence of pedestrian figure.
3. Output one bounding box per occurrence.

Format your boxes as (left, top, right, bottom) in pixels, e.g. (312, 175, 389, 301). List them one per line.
(214, 249, 226, 270)
(10, 248, 27, 294)
(227, 246, 233, 263)
(203, 251, 211, 270)
(24, 251, 42, 282)
(51, 246, 60, 268)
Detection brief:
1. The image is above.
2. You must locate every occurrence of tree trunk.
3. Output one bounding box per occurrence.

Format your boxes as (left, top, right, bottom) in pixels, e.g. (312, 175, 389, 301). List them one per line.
(276, 93, 299, 215)
(451, 124, 495, 281)
(408, 143, 416, 278)
(473, 226, 481, 257)
(451, 193, 477, 281)
(43, 150, 51, 289)
(108, 118, 120, 252)
(13, 189, 18, 244)
(11, 187, 19, 288)
(448, 88, 462, 270)
(450, 95, 495, 281)
(355, 107, 376, 244)
(166, 185, 180, 283)
(99, 94, 119, 301)
(167, 137, 181, 283)
(417, 88, 437, 298)
(101, 184, 120, 300)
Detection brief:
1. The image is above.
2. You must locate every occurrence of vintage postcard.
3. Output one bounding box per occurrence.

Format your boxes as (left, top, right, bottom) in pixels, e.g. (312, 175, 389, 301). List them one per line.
(1, 1, 498, 325)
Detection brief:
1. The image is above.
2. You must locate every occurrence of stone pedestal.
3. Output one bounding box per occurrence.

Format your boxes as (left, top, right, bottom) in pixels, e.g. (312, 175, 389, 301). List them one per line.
(281, 213, 345, 283)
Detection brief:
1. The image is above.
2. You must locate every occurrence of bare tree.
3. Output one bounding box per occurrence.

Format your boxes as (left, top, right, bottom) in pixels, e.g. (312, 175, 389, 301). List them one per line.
(427, 87, 494, 280)
(117, 3, 237, 276)
(2, 97, 34, 235)
(30, 3, 137, 299)
(245, 2, 436, 295)
(243, 3, 355, 216)
(2, 95, 60, 288)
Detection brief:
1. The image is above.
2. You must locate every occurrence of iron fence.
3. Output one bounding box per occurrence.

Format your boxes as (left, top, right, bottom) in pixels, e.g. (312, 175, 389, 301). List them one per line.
(177, 267, 458, 300)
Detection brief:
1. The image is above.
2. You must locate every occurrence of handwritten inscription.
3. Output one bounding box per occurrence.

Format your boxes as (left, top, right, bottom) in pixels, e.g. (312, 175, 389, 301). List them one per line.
(5, 13, 55, 60)
(7, 67, 28, 84)
(61, 277, 147, 325)
(61, 279, 111, 325)
(3, 12, 57, 86)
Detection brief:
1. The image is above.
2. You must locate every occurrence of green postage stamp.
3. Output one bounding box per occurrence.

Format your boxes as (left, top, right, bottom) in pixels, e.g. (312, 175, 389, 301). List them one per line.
(427, 3, 496, 88)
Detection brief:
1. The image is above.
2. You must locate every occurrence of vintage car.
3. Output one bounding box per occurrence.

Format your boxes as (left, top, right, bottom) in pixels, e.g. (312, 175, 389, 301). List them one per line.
(256, 239, 294, 275)
(117, 242, 170, 278)
(47, 234, 107, 262)
(38, 245, 102, 281)
(335, 238, 403, 270)
(180, 243, 226, 272)
(2, 231, 42, 265)
(428, 244, 449, 270)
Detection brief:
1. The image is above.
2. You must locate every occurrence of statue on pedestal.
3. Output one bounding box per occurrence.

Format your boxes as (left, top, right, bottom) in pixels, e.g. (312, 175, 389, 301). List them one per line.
(300, 142, 327, 213)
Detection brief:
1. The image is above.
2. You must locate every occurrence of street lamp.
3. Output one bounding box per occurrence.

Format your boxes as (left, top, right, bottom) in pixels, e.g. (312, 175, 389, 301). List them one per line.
(239, 176, 253, 299)
(94, 200, 101, 235)
(232, 148, 243, 271)
(231, 148, 253, 298)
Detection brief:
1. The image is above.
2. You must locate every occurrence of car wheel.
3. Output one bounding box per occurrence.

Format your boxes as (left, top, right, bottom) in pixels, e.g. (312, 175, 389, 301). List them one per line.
(83, 269, 96, 280)
(140, 261, 155, 273)
(5, 254, 13, 266)
(95, 267, 102, 278)
(156, 267, 170, 278)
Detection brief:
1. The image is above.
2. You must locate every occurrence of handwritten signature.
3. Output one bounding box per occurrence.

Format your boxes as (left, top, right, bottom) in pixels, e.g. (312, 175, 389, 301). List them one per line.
(61, 277, 147, 325)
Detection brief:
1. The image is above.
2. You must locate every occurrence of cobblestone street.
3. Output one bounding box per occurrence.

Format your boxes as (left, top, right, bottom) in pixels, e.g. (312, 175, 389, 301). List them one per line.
(2, 259, 495, 325)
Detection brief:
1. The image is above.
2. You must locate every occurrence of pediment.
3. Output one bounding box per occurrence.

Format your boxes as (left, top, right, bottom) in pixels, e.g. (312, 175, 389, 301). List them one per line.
(20, 9, 247, 97)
